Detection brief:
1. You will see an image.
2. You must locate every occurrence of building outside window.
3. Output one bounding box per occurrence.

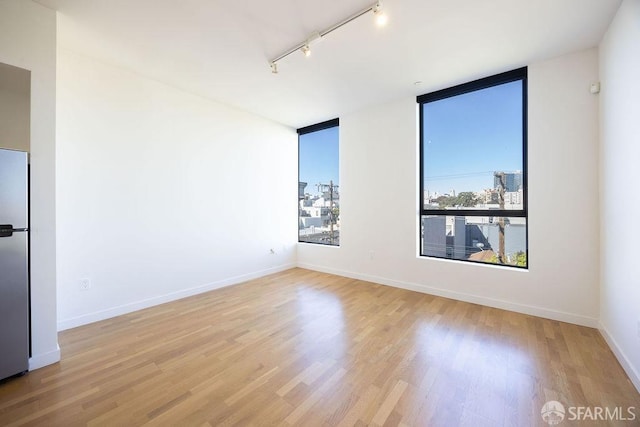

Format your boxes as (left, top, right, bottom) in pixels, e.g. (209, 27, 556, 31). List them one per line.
(418, 68, 528, 268)
(298, 119, 339, 246)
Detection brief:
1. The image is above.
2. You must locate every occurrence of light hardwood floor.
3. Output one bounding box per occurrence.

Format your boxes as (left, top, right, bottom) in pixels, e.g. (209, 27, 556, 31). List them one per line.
(0, 268, 638, 426)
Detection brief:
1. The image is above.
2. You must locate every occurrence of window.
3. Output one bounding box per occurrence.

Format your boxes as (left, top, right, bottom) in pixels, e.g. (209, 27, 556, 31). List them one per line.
(418, 68, 528, 268)
(298, 119, 339, 246)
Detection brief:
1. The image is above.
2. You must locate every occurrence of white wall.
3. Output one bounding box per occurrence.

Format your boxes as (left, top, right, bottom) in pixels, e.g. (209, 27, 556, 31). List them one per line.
(0, 63, 30, 152)
(599, 0, 640, 392)
(56, 50, 297, 329)
(299, 48, 601, 327)
(0, 0, 59, 369)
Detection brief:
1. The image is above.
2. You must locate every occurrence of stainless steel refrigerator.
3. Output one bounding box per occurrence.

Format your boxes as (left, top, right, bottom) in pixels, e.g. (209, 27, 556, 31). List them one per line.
(0, 148, 29, 381)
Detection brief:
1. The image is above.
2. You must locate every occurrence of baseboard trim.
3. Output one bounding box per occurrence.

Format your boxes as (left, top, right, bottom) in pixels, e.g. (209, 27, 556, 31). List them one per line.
(29, 344, 61, 370)
(599, 323, 640, 394)
(297, 262, 599, 328)
(57, 263, 296, 331)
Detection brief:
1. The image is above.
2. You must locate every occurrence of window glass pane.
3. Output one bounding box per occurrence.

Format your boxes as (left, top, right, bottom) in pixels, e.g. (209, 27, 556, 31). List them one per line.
(299, 126, 339, 245)
(422, 81, 523, 210)
(421, 215, 527, 267)
(419, 70, 527, 268)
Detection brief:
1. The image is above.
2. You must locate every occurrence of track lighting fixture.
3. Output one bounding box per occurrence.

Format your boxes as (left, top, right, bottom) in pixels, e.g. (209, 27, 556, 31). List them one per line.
(373, 1, 388, 26)
(269, 1, 387, 73)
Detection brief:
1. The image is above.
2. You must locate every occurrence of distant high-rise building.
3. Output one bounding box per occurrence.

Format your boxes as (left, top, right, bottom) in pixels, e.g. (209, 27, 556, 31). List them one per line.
(298, 182, 308, 200)
(494, 171, 522, 192)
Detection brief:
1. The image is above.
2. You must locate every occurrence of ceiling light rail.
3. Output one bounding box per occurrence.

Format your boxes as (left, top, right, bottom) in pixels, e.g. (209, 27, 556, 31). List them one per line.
(269, 0, 386, 73)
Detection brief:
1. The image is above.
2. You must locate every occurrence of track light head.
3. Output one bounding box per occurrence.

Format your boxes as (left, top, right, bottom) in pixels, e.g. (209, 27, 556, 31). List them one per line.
(373, 1, 387, 26)
(268, 1, 387, 73)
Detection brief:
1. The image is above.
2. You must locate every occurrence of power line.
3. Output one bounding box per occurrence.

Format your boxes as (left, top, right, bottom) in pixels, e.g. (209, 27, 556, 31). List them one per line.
(424, 171, 494, 180)
(424, 170, 522, 181)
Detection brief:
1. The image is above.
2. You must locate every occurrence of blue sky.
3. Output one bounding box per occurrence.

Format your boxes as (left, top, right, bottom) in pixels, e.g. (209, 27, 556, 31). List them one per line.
(298, 80, 522, 197)
(299, 126, 339, 195)
(423, 80, 523, 195)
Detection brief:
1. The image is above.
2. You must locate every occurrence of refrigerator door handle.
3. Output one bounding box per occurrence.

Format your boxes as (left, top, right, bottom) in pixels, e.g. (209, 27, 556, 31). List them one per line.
(0, 224, 14, 238)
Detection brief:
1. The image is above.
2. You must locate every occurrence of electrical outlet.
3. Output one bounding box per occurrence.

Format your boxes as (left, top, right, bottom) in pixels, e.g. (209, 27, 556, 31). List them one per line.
(79, 278, 91, 291)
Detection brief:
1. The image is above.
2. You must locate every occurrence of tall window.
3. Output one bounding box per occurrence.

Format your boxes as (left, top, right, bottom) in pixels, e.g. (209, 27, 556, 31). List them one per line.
(418, 68, 528, 268)
(298, 119, 339, 246)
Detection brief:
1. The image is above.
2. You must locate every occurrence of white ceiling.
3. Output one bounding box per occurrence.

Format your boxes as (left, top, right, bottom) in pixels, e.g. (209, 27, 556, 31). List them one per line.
(35, 0, 621, 128)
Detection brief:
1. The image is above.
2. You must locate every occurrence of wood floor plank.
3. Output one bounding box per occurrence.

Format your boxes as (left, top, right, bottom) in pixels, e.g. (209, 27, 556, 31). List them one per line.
(371, 380, 408, 426)
(0, 268, 638, 426)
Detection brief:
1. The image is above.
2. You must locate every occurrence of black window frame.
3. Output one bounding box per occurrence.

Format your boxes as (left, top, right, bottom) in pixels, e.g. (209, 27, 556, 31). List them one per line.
(417, 67, 528, 268)
(297, 118, 340, 246)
